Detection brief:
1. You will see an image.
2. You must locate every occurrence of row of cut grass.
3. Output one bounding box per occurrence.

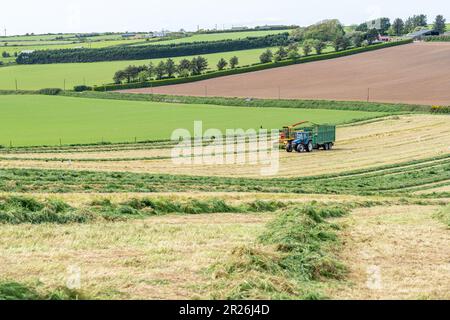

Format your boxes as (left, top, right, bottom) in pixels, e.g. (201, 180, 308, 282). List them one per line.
(0, 155, 448, 196)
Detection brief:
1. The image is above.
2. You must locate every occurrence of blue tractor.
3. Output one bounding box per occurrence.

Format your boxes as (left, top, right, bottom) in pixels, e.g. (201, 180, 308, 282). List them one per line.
(281, 122, 336, 153)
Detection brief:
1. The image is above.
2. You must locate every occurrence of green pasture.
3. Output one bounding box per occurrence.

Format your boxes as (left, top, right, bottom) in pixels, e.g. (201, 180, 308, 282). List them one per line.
(132, 30, 291, 46)
(0, 45, 333, 90)
(0, 95, 383, 146)
(0, 29, 291, 63)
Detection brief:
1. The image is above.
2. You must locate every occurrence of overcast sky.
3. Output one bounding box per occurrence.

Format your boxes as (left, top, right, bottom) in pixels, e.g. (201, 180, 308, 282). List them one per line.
(1, 0, 449, 35)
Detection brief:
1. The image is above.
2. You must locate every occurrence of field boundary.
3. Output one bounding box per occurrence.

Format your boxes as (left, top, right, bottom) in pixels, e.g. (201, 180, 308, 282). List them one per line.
(92, 39, 413, 91)
(60, 91, 432, 113)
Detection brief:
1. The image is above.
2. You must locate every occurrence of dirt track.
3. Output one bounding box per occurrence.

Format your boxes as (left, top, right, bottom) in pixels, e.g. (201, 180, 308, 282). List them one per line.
(121, 42, 450, 106)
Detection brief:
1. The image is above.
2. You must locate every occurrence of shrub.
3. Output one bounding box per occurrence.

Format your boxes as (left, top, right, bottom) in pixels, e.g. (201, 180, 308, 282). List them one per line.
(38, 88, 62, 95)
(430, 105, 450, 114)
(73, 85, 92, 92)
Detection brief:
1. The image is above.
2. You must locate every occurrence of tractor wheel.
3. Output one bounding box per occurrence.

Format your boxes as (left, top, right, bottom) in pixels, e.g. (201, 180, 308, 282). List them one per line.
(296, 144, 305, 153)
(286, 144, 293, 153)
(306, 141, 313, 152)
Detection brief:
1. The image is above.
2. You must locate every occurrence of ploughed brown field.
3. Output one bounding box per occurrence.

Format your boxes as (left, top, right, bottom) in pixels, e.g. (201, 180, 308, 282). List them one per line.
(121, 42, 450, 106)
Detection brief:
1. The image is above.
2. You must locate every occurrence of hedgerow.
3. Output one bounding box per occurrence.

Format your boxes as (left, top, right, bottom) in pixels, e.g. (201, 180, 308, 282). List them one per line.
(16, 33, 290, 64)
(92, 39, 413, 91)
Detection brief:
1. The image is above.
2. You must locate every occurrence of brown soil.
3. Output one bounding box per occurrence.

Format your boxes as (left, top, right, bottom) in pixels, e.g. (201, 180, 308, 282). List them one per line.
(121, 42, 450, 106)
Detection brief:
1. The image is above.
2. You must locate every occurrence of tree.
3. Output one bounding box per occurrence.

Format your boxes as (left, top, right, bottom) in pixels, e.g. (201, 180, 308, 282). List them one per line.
(391, 18, 405, 36)
(259, 49, 273, 63)
(356, 23, 368, 32)
(312, 40, 326, 54)
(275, 46, 288, 60)
(287, 43, 300, 60)
(404, 17, 414, 33)
(165, 58, 176, 77)
(378, 18, 391, 35)
(177, 59, 191, 77)
(229, 56, 239, 68)
(138, 71, 149, 82)
(155, 61, 166, 79)
(123, 65, 144, 83)
(366, 29, 379, 44)
(341, 35, 352, 50)
(433, 15, 447, 34)
(190, 56, 208, 75)
(405, 14, 428, 33)
(349, 32, 365, 47)
(147, 62, 155, 79)
(289, 28, 305, 41)
(217, 58, 228, 70)
(303, 19, 345, 42)
(302, 40, 313, 56)
(113, 70, 126, 84)
(412, 14, 428, 27)
(287, 48, 300, 60)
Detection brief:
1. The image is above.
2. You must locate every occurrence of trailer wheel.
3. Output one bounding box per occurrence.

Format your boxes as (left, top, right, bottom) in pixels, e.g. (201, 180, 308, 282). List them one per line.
(286, 144, 293, 153)
(328, 143, 333, 150)
(296, 144, 305, 153)
(306, 141, 313, 152)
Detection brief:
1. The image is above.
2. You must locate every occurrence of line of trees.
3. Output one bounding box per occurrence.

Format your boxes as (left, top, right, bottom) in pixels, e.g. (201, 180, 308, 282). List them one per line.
(355, 14, 447, 37)
(113, 55, 241, 83)
(16, 33, 290, 64)
(260, 28, 376, 65)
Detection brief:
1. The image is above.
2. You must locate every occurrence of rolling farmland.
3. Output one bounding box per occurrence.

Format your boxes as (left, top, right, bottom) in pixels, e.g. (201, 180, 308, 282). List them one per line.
(0, 15, 449, 302)
(130, 42, 450, 106)
(0, 46, 326, 90)
(0, 95, 381, 146)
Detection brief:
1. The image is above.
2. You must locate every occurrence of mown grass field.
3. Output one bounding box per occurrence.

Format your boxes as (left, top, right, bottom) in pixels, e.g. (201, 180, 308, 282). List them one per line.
(0, 94, 381, 147)
(0, 102, 448, 299)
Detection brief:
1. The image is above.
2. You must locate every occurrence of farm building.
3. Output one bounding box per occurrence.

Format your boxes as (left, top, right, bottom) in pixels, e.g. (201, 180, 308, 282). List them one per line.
(408, 29, 440, 40)
(121, 33, 136, 38)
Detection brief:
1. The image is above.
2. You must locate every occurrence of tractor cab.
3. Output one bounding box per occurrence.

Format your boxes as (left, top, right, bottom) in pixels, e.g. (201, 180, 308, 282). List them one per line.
(294, 131, 310, 144)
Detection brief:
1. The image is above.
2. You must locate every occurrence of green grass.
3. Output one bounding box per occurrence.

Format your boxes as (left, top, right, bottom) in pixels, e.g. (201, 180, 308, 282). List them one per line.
(0, 29, 290, 64)
(0, 47, 276, 89)
(0, 154, 448, 196)
(0, 95, 383, 146)
(0, 44, 334, 90)
(132, 30, 291, 46)
(63, 87, 429, 114)
(0, 281, 84, 300)
(211, 203, 351, 299)
(0, 195, 287, 224)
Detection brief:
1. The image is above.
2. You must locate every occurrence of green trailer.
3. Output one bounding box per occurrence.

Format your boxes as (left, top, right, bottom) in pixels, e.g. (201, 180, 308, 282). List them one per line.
(280, 121, 336, 153)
